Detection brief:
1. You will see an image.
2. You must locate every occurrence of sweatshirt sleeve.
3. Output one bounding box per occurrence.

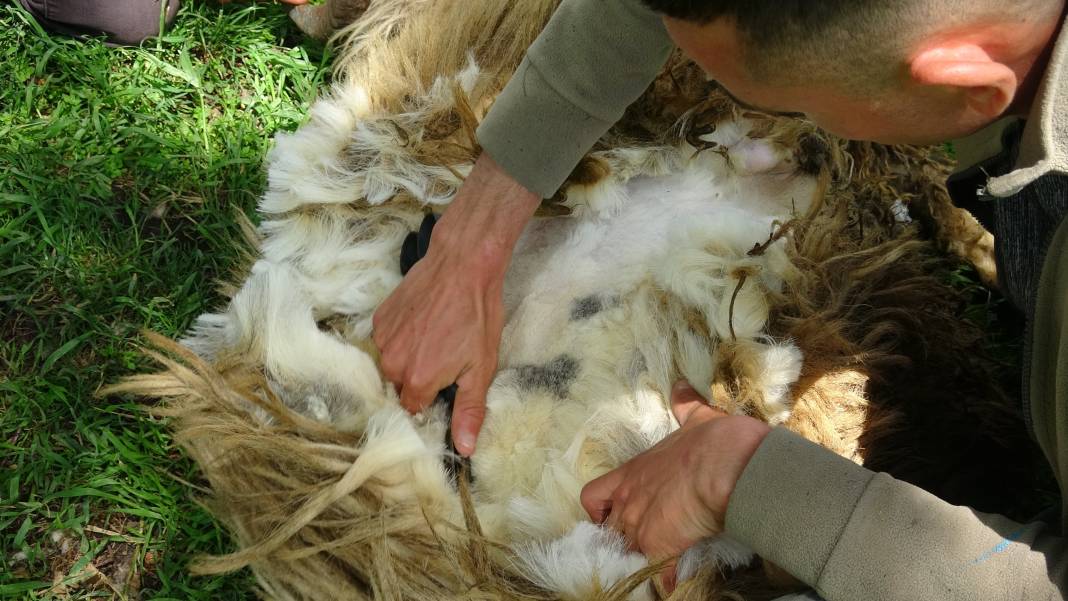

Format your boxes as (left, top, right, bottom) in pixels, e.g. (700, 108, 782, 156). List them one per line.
(476, 0, 674, 198)
(725, 427, 1068, 601)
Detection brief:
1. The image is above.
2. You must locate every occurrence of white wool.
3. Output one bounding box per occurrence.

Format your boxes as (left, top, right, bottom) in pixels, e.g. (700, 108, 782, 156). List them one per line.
(575, 389, 674, 472)
(473, 384, 562, 501)
(243, 263, 383, 402)
(513, 522, 653, 601)
(203, 260, 390, 426)
(257, 212, 410, 331)
(891, 198, 913, 223)
(709, 273, 770, 341)
(261, 64, 480, 215)
(562, 147, 682, 216)
(693, 117, 798, 178)
(453, 54, 482, 92)
(736, 339, 804, 424)
(653, 213, 792, 342)
(499, 389, 674, 544)
(181, 312, 236, 362)
(465, 155, 810, 547)
(696, 117, 752, 149)
(563, 177, 631, 215)
(728, 138, 791, 175)
(629, 387, 676, 443)
(505, 461, 588, 542)
(261, 86, 371, 213)
(675, 329, 715, 396)
(340, 407, 456, 513)
(676, 535, 756, 583)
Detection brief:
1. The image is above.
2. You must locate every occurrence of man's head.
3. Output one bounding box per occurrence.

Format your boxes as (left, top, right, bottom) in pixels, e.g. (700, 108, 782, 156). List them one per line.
(643, 0, 1065, 144)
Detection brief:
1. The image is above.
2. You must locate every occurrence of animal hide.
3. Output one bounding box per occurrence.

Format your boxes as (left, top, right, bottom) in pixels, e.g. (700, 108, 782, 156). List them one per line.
(107, 1, 1037, 600)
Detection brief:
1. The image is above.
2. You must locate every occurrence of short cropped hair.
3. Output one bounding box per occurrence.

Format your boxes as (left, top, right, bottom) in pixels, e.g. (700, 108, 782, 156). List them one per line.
(641, 0, 1045, 93)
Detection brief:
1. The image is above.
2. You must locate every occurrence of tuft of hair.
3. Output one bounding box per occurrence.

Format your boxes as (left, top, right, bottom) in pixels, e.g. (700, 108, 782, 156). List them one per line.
(513, 522, 653, 601)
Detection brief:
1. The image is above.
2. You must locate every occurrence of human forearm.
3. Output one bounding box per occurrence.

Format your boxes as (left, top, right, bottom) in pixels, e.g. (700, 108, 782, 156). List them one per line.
(477, 0, 674, 198)
(433, 152, 540, 281)
(726, 428, 1068, 601)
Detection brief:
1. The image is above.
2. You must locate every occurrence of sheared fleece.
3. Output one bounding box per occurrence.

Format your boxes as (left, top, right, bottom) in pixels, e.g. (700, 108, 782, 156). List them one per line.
(477, 0, 1068, 599)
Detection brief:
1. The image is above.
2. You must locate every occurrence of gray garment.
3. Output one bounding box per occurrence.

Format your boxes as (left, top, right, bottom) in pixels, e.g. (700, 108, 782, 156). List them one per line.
(993, 174, 1068, 315)
(997, 173, 1068, 441)
(19, 0, 180, 45)
(949, 129, 1068, 437)
(476, 0, 673, 197)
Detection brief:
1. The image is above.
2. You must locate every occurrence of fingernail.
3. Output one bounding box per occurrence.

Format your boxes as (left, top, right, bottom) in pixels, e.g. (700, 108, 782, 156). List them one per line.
(672, 380, 696, 399)
(455, 430, 477, 457)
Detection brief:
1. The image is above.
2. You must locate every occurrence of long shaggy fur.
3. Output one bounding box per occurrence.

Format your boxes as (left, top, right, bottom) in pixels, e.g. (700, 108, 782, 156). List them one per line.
(106, 1, 1039, 600)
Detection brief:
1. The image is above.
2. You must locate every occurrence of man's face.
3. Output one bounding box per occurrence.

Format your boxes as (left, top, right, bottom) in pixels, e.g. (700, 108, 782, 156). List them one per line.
(663, 17, 982, 145)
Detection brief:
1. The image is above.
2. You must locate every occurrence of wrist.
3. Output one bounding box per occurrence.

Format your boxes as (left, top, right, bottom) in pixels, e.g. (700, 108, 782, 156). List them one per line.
(432, 152, 540, 277)
(700, 417, 772, 522)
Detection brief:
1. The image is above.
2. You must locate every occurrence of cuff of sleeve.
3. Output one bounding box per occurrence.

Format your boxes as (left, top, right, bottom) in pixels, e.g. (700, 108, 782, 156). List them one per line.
(724, 427, 876, 586)
(476, 59, 614, 199)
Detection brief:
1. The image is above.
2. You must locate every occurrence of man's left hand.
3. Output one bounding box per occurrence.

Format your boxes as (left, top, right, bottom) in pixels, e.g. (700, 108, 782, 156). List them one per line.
(579, 382, 771, 590)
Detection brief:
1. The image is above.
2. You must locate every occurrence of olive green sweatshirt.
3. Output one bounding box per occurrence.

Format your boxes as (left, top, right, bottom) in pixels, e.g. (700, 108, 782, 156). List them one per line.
(476, 1, 1068, 599)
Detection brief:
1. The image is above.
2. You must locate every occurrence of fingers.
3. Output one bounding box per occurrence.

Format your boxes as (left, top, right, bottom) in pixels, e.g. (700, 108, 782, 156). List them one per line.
(374, 307, 452, 414)
(451, 372, 489, 456)
(399, 376, 439, 414)
(585, 495, 614, 526)
(580, 468, 627, 523)
(670, 380, 725, 426)
(378, 338, 452, 415)
(371, 310, 398, 377)
(670, 381, 708, 424)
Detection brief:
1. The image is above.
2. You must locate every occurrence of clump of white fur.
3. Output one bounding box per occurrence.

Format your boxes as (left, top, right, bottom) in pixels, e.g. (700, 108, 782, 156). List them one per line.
(677, 535, 756, 583)
(514, 522, 653, 601)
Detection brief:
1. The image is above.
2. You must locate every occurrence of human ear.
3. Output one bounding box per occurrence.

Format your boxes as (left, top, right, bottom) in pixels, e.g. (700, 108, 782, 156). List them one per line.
(909, 43, 1018, 120)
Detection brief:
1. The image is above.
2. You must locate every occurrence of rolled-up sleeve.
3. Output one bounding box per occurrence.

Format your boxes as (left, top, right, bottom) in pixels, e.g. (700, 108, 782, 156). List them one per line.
(725, 428, 1068, 601)
(476, 0, 673, 198)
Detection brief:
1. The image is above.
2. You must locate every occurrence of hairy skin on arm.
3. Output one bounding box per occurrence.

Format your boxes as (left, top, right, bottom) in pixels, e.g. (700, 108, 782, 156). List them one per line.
(581, 382, 771, 590)
(372, 152, 540, 456)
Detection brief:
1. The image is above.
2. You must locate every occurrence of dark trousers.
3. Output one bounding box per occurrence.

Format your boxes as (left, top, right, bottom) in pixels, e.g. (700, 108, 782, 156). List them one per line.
(19, 0, 181, 45)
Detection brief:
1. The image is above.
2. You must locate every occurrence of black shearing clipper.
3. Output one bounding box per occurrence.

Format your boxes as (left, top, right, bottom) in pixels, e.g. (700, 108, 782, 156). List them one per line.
(399, 213, 471, 483)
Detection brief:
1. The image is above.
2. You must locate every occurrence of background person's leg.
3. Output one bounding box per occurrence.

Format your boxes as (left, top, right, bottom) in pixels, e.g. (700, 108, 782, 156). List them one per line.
(19, 0, 180, 45)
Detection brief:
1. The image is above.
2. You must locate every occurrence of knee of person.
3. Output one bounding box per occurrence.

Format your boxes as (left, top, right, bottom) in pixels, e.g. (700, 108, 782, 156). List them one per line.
(108, 0, 182, 45)
(20, 0, 182, 46)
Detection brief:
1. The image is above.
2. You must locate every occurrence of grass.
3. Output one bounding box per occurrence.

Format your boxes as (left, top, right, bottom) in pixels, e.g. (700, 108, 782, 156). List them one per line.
(0, 1, 331, 598)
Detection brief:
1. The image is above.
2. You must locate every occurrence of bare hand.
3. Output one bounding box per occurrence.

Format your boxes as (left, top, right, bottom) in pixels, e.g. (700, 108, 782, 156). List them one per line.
(580, 382, 771, 590)
(372, 153, 540, 456)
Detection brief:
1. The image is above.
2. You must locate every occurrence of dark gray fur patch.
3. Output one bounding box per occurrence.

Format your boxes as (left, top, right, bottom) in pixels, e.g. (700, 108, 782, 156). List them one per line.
(569, 294, 620, 321)
(570, 295, 604, 321)
(516, 355, 580, 398)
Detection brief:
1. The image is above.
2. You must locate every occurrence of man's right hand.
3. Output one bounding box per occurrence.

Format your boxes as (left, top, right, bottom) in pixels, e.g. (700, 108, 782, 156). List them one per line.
(372, 152, 540, 457)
